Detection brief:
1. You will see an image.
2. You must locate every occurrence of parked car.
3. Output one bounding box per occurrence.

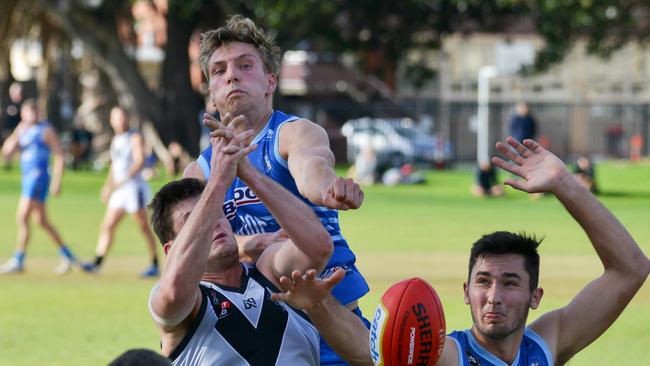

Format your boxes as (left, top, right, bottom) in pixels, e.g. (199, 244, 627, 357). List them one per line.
(341, 117, 452, 168)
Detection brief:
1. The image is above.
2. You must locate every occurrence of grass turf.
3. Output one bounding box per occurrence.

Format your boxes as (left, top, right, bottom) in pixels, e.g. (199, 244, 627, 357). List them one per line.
(0, 162, 648, 365)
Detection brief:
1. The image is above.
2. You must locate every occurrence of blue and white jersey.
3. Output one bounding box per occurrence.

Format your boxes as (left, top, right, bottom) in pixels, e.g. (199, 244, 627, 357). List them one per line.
(197, 110, 369, 305)
(18, 121, 51, 178)
(449, 328, 553, 366)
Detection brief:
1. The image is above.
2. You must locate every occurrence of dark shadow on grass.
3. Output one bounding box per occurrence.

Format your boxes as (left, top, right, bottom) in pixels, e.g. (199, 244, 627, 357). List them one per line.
(596, 191, 650, 199)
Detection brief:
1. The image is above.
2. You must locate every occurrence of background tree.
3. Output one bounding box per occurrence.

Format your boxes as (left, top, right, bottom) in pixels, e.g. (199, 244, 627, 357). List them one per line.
(524, 1, 650, 72)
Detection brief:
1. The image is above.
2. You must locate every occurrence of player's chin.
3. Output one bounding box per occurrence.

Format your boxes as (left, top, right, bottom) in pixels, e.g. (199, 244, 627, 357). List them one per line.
(479, 323, 517, 340)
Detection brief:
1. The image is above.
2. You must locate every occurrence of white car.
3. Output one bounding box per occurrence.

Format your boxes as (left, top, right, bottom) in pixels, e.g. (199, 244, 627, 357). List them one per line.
(341, 117, 452, 167)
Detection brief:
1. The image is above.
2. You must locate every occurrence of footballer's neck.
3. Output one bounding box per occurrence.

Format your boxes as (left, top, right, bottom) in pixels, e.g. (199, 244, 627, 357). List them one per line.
(202, 263, 244, 288)
(471, 326, 525, 364)
(246, 103, 273, 136)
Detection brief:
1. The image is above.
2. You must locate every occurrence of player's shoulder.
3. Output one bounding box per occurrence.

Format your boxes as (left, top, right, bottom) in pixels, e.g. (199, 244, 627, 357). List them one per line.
(128, 129, 144, 140)
(41, 122, 60, 142)
(436, 335, 460, 366)
(278, 118, 328, 144)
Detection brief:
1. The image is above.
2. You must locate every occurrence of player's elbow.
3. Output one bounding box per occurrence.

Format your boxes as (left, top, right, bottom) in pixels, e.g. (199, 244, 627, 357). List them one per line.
(611, 255, 650, 299)
(321, 234, 334, 259)
(311, 233, 334, 270)
(624, 252, 650, 286)
(158, 279, 193, 306)
(635, 255, 650, 286)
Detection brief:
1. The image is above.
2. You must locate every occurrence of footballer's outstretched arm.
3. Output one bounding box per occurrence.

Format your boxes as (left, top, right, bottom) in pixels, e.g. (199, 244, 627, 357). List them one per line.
(493, 137, 650, 364)
(272, 269, 373, 366)
(236, 152, 333, 281)
(280, 119, 364, 210)
(152, 132, 254, 327)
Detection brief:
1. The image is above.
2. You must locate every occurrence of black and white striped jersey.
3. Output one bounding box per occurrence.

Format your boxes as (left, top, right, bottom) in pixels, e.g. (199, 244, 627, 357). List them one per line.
(165, 265, 319, 366)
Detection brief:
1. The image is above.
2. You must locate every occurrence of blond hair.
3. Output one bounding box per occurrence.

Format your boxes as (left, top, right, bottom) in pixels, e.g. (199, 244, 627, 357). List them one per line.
(199, 15, 280, 80)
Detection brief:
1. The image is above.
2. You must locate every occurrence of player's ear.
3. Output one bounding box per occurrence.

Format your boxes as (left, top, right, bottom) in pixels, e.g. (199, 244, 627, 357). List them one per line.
(266, 73, 277, 94)
(463, 282, 470, 305)
(163, 241, 173, 255)
(530, 287, 543, 309)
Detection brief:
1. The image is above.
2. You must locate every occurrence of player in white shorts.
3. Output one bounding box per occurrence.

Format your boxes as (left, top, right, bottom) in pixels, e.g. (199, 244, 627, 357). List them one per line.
(107, 178, 151, 213)
(81, 106, 160, 277)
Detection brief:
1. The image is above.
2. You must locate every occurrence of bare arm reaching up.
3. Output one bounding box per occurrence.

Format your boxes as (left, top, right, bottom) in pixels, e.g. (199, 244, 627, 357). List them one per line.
(271, 269, 373, 366)
(492, 137, 650, 365)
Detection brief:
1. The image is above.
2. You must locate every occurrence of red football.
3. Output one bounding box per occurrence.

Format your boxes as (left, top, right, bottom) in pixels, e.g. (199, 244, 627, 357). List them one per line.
(369, 278, 446, 366)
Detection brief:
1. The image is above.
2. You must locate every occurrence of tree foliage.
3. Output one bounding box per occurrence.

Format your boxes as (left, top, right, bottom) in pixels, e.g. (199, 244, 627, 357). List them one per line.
(4, 0, 647, 155)
(245, 0, 529, 87)
(502, 1, 650, 72)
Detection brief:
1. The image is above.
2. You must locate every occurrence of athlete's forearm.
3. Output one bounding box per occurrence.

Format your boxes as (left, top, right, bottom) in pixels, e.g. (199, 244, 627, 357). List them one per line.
(159, 179, 229, 304)
(51, 153, 65, 190)
(289, 148, 336, 205)
(553, 175, 649, 279)
(239, 166, 332, 267)
(306, 296, 373, 366)
(1, 132, 19, 158)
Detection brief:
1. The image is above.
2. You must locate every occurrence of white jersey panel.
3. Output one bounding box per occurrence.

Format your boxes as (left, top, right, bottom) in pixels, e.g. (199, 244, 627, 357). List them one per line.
(167, 266, 319, 366)
(110, 131, 144, 183)
(172, 309, 248, 366)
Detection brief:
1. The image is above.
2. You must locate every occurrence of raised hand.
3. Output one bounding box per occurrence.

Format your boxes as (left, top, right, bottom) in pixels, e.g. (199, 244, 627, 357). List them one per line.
(204, 113, 250, 142)
(210, 129, 256, 185)
(321, 177, 364, 210)
(239, 229, 289, 264)
(271, 268, 345, 310)
(492, 137, 572, 194)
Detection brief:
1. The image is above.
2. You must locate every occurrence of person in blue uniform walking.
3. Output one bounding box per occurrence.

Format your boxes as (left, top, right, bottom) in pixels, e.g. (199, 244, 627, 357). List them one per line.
(0, 99, 77, 274)
(182, 16, 368, 365)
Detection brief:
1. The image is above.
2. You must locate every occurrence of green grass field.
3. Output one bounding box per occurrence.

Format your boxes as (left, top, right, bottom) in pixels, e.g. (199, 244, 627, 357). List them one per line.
(0, 162, 648, 365)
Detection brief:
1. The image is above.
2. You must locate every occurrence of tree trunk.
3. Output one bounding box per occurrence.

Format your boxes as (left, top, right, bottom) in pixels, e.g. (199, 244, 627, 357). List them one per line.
(0, 0, 20, 120)
(160, 2, 203, 155)
(37, 0, 172, 167)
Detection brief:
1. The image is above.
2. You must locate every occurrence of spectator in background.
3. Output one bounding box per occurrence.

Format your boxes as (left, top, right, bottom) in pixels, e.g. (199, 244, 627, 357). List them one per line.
(382, 164, 426, 186)
(69, 118, 94, 170)
(350, 145, 377, 185)
(168, 141, 192, 176)
(2, 82, 23, 141)
(509, 102, 537, 143)
(573, 155, 598, 194)
(472, 161, 504, 197)
(2, 82, 24, 169)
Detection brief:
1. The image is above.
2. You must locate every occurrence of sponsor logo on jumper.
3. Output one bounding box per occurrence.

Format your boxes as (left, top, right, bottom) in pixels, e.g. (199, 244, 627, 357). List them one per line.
(223, 186, 261, 219)
(243, 297, 258, 310)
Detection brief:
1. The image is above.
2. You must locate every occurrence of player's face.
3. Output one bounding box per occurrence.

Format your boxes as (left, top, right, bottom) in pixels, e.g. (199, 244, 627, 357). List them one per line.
(464, 254, 542, 341)
(208, 217, 239, 264)
(20, 105, 37, 125)
(207, 42, 276, 117)
(110, 108, 128, 133)
(169, 196, 238, 264)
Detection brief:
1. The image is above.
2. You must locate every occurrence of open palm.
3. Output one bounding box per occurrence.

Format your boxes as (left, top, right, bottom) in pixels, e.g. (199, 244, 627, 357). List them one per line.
(271, 268, 344, 311)
(492, 137, 570, 194)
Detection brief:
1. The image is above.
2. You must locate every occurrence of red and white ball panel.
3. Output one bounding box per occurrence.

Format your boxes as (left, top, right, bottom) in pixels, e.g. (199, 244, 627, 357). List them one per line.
(369, 277, 446, 366)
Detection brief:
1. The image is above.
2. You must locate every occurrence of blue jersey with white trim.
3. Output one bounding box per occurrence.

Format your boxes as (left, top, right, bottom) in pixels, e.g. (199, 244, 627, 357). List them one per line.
(197, 110, 369, 305)
(449, 328, 553, 366)
(18, 121, 51, 178)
